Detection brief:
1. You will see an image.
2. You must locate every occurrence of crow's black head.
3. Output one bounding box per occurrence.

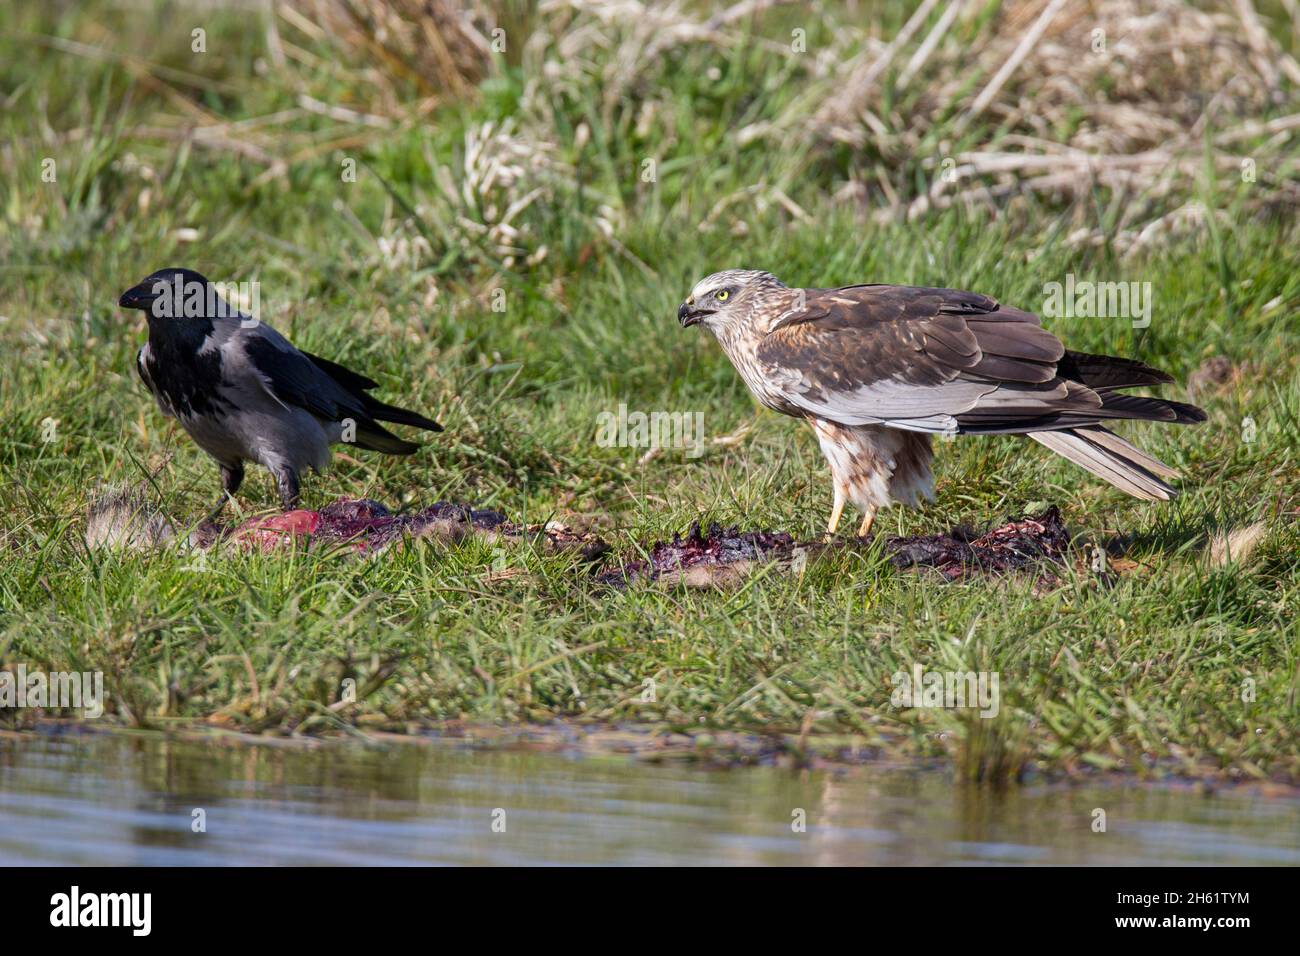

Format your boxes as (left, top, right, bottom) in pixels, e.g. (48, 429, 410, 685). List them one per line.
(119, 268, 207, 310)
(119, 268, 248, 335)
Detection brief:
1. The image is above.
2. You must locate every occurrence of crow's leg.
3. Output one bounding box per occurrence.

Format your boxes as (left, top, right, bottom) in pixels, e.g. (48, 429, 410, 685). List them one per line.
(206, 462, 245, 522)
(222, 461, 245, 497)
(274, 466, 301, 511)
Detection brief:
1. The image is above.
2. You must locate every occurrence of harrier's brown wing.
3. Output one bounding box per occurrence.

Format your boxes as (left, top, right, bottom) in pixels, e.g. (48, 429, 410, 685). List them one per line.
(756, 284, 1198, 436)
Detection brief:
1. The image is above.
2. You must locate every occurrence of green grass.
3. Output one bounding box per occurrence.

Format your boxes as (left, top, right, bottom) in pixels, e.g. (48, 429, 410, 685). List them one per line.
(1, 1, 1297, 783)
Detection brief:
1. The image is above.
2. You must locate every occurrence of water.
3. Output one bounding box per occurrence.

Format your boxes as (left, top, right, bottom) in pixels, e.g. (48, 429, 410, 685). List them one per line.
(1, 732, 1296, 865)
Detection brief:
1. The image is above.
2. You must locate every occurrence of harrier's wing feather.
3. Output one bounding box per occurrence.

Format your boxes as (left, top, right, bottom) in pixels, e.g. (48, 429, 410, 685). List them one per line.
(752, 282, 1203, 499)
(757, 285, 1064, 429)
(1056, 350, 1174, 390)
(756, 284, 1202, 436)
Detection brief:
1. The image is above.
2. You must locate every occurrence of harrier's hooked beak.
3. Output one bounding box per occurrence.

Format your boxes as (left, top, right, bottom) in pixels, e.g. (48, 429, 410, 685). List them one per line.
(678, 299, 714, 328)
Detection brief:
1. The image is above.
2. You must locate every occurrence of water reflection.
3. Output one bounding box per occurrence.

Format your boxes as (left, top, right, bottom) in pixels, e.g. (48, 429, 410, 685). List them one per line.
(0, 732, 1295, 865)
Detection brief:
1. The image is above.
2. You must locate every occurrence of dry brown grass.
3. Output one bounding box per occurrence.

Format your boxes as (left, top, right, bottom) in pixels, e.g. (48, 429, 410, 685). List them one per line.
(5, 2, 1297, 267)
(303, 0, 497, 97)
(283, 0, 1300, 245)
(796, 0, 1300, 248)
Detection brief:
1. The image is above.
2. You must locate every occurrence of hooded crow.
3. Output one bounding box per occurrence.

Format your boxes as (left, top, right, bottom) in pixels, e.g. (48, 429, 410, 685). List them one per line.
(120, 267, 443, 515)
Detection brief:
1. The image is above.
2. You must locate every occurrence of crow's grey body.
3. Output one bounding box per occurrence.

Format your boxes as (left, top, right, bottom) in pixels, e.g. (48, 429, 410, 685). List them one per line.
(123, 268, 441, 513)
(137, 331, 338, 478)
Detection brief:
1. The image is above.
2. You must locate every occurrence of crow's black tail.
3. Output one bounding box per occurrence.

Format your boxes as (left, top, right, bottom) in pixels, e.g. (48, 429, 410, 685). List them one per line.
(305, 349, 444, 438)
(349, 422, 421, 456)
(361, 395, 443, 433)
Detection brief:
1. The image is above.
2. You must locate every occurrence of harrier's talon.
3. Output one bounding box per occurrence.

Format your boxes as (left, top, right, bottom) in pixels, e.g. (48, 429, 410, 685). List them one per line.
(856, 510, 876, 539)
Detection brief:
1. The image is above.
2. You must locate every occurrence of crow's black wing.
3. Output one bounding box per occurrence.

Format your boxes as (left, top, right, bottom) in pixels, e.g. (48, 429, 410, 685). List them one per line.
(300, 349, 381, 392)
(243, 333, 376, 425)
(240, 327, 440, 453)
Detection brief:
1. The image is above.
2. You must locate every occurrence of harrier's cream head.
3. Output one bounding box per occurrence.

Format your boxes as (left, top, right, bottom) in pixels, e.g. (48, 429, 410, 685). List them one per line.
(678, 269, 787, 333)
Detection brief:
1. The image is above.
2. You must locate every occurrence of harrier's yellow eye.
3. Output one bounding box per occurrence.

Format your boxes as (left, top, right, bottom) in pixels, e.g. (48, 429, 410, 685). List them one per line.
(716, 290, 729, 301)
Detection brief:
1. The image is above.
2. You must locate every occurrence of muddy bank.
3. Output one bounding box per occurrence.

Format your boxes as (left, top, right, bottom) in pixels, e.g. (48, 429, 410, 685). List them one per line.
(9, 720, 1294, 793)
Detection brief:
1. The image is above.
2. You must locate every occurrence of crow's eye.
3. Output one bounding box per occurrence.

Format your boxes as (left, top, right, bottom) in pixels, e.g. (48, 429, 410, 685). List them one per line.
(716, 290, 730, 301)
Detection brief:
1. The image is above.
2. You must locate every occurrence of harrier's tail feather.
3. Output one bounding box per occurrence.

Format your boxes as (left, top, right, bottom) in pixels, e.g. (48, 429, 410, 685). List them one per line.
(1028, 427, 1178, 501)
(1081, 425, 1181, 479)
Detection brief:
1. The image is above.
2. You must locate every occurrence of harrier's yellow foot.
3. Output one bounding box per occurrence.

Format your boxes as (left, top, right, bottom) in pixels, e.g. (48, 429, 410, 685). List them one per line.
(856, 510, 876, 539)
(825, 492, 846, 539)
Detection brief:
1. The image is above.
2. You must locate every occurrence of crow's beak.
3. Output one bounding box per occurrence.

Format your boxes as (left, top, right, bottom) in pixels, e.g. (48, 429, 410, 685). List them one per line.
(118, 282, 158, 311)
(678, 303, 712, 327)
